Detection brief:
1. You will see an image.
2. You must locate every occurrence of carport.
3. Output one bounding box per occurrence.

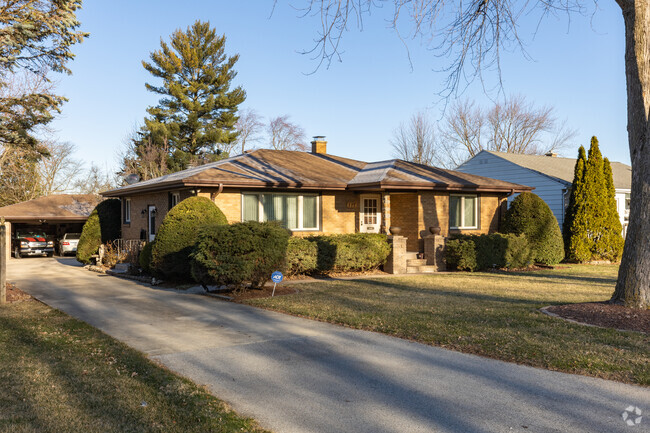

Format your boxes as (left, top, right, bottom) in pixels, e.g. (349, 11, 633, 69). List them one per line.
(0, 194, 101, 257)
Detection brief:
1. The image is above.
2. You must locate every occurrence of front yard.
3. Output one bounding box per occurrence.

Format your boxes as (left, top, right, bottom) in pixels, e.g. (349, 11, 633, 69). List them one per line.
(246, 264, 650, 386)
(0, 296, 268, 433)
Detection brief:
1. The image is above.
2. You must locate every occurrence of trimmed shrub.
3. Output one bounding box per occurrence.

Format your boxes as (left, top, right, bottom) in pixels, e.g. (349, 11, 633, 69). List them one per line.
(445, 234, 532, 271)
(151, 196, 227, 281)
(502, 192, 564, 265)
(284, 233, 391, 275)
(285, 237, 318, 276)
(139, 242, 153, 274)
(76, 199, 121, 264)
(191, 221, 290, 289)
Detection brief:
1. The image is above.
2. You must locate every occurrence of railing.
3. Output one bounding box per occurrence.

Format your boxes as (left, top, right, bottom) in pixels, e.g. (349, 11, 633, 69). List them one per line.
(110, 239, 146, 265)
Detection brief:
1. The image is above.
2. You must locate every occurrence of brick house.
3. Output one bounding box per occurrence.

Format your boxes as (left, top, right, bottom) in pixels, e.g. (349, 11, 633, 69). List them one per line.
(102, 138, 532, 253)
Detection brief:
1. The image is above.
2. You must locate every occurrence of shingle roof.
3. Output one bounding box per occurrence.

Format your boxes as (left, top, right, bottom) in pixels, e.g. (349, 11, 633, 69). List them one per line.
(103, 149, 532, 196)
(0, 194, 102, 221)
(482, 151, 632, 189)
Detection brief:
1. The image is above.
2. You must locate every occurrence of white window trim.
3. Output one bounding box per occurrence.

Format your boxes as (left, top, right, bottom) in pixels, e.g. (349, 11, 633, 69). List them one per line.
(241, 192, 320, 231)
(450, 194, 478, 230)
(171, 192, 180, 207)
(124, 198, 131, 224)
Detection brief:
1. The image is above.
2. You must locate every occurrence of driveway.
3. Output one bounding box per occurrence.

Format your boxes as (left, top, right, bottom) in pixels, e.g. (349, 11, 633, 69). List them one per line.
(7, 257, 649, 433)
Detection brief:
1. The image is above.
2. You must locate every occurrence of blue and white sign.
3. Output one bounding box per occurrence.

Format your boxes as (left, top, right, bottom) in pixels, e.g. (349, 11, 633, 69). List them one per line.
(271, 271, 283, 283)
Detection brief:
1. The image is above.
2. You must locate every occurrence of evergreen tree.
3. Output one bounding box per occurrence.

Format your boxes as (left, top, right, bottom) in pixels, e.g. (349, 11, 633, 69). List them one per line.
(565, 146, 591, 262)
(595, 158, 625, 261)
(0, 0, 87, 154)
(140, 21, 246, 171)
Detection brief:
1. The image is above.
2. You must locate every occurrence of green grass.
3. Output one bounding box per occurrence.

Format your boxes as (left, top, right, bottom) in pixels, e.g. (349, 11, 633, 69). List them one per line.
(246, 264, 649, 386)
(0, 300, 269, 433)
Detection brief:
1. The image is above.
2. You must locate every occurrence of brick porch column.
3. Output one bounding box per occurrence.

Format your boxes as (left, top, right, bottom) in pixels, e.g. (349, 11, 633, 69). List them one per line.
(424, 235, 447, 271)
(385, 235, 407, 274)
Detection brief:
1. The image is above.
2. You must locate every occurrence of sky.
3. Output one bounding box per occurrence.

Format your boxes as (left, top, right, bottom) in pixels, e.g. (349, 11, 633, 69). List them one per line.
(49, 0, 630, 175)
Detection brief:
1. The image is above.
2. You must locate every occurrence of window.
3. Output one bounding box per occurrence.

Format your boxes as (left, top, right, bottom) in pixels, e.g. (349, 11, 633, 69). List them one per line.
(242, 193, 319, 230)
(449, 195, 478, 229)
(171, 192, 180, 208)
(123, 198, 131, 224)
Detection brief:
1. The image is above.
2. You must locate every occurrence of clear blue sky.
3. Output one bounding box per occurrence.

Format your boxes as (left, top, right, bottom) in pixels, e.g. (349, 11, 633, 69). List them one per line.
(50, 0, 629, 174)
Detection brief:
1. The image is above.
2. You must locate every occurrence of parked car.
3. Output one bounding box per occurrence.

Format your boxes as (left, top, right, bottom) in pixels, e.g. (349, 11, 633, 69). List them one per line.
(58, 233, 81, 256)
(12, 230, 54, 258)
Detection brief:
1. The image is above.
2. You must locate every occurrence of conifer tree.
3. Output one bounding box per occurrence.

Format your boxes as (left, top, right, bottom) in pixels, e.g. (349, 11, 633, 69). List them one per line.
(565, 146, 591, 262)
(596, 158, 625, 261)
(140, 21, 246, 171)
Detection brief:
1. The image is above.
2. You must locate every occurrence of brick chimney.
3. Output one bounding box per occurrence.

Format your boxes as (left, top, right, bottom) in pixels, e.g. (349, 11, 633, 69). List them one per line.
(311, 136, 327, 154)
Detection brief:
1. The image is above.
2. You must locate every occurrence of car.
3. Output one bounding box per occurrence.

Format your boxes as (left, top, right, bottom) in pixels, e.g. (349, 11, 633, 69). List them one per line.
(12, 230, 54, 258)
(58, 233, 81, 256)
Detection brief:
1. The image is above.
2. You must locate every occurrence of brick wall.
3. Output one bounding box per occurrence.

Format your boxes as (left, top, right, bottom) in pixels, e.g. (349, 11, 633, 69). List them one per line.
(121, 192, 170, 240)
(390, 193, 420, 251)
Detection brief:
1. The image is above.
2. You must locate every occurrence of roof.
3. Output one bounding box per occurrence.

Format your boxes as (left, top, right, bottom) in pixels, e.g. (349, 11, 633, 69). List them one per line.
(479, 151, 632, 190)
(103, 149, 532, 196)
(0, 194, 102, 222)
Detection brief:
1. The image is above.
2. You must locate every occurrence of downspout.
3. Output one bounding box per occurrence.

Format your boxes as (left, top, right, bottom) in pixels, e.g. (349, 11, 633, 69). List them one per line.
(210, 183, 224, 201)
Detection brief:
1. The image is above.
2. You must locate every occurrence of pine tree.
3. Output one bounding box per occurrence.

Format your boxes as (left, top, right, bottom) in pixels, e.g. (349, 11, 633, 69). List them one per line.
(140, 21, 246, 171)
(0, 0, 87, 154)
(596, 158, 625, 261)
(565, 146, 591, 262)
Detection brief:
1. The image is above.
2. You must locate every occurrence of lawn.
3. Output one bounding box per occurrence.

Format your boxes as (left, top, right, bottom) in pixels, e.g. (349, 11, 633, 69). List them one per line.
(0, 299, 269, 433)
(246, 264, 650, 386)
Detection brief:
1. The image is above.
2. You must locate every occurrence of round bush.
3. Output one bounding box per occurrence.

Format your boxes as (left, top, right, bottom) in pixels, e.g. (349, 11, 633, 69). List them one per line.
(501, 192, 564, 265)
(76, 199, 121, 264)
(150, 196, 227, 281)
(191, 221, 290, 289)
(139, 241, 153, 274)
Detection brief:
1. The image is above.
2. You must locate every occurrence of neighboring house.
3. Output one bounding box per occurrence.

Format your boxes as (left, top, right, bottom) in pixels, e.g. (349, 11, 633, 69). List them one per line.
(0, 194, 102, 257)
(456, 150, 632, 236)
(102, 138, 531, 253)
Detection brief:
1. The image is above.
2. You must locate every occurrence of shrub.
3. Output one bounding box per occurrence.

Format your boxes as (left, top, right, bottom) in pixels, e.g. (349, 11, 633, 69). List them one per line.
(285, 237, 318, 276)
(151, 196, 227, 281)
(445, 234, 532, 271)
(76, 199, 121, 264)
(191, 221, 290, 289)
(139, 242, 153, 274)
(284, 233, 391, 275)
(501, 192, 564, 265)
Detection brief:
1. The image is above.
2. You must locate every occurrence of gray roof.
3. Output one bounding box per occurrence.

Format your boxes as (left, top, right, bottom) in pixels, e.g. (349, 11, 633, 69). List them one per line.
(481, 151, 632, 190)
(0, 194, 102, 222)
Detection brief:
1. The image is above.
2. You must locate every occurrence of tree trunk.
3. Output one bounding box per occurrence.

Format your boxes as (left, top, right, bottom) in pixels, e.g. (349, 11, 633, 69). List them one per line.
(611, 0, 650, 308)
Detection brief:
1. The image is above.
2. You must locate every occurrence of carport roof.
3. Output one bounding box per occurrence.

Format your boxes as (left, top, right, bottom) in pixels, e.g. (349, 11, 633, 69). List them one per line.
(0, 194, 102, 222)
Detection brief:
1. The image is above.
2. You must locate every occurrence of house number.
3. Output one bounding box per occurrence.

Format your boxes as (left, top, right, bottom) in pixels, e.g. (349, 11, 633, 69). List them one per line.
(346, 201, 358, 209)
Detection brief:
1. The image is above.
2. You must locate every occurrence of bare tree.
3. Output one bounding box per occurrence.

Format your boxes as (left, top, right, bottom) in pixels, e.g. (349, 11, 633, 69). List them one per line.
(73, 164, 116, 194)
(390, 111, 440, 166)
(290, 0, 650, 307)
(118, 124, 171, 181)
(441, 96, 576, 166)
(234, 108, 264, 154)
(0, 148, 42, 206)
(267, 115, 307, 151)
(38, 141, 83, 194)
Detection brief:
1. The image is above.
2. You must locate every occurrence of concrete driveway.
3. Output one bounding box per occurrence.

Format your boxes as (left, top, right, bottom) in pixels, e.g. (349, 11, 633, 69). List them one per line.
(7, 257, 649, 433)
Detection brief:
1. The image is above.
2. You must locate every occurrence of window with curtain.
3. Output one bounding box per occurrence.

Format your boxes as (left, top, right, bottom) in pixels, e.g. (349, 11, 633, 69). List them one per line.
(449, 195, 478, 229)
(242, 193, 319, 230)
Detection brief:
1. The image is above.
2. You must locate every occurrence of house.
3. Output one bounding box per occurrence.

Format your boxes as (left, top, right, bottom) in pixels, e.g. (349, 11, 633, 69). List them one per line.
(0, 194, 102, 257)
(102, 138, 532, 254)
(456, 150, 632, 236)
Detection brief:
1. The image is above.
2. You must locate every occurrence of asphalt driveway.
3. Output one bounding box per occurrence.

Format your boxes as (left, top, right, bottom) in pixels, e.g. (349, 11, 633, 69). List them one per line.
(7, 257, 649, 433)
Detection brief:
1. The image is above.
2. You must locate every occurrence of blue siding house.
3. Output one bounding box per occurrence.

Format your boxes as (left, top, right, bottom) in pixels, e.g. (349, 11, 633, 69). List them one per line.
(456, 150, 632, 235)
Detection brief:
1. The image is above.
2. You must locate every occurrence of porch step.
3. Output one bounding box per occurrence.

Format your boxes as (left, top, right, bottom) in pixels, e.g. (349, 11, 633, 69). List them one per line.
(404, 252, 419, 260)
(406, 265, 437, 274)
(406, 258, 427, 267)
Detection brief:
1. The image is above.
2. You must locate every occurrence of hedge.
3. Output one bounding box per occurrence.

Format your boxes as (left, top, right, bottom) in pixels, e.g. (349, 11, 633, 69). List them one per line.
(150, 196, 227, 281)
(191, 221, 290, 289)
(76, 199, 121, 264)
(445, 234, 532, 272)
(285, 233, 391, 275)
(501, 192, 564, 265)
(139, 242, 153, 274)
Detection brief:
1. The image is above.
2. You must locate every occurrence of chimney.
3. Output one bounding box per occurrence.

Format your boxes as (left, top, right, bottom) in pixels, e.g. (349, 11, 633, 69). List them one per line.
(545, 151, 558, 157)
(311, 136, 327, 154)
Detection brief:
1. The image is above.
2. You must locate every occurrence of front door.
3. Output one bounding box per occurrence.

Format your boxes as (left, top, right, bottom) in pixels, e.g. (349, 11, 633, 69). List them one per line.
(360, 195, 381, 233)
(148, 205, 156, 242)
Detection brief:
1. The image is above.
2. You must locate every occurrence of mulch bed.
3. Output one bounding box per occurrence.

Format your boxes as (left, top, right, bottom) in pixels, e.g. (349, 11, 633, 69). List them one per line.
(4, 283, 31, 303)
(545, 302, 649, 334)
